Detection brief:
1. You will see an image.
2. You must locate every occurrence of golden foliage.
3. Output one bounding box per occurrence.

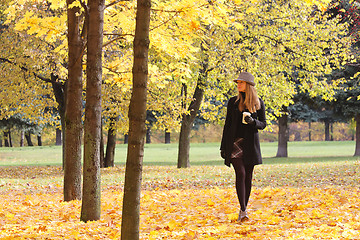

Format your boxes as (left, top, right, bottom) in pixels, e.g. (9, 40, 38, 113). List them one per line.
(1, 0, 355, 129)
(0, 186, 359, 239)
(0, 165, 359, 239)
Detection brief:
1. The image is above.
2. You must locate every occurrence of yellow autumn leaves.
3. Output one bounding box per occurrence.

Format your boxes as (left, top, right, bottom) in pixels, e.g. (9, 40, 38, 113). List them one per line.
(2, 0, 354, 130)
(0, 187, 359, 239)
(1, 165, 360, 239)
(143, 187, 360, 239)
(6, 6, 66, 44)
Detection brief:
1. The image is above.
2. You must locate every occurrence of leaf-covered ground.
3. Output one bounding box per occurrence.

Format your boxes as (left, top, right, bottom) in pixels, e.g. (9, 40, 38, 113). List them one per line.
(0, 162, 359, 239)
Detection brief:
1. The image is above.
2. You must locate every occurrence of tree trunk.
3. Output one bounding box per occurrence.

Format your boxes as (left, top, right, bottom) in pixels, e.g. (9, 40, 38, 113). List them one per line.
(8, 129, 12, 147)
(4, 130, 10, 147)
(121, 0, 150, 239)
(0, 134, 2, 147)
(178, 116, 192, 168)
(330, 123, 334, 141)
(37, 135, 42, 146)
(64, 0, 85, 201)
(325, 120, 330, 141)
(61, 119, 66, 170)
(354, 114, 360, 156)
(294, 131, 301, 141)
(146, 127, 151, 144)
(177, 67, 207, 168)
(308, 122, 311, 141)
(56, 128, 62, 146)
(276, 109, 288, 157)
(51, 74, 65, 166)
(104, 116, 118, 168)
(20, 131, 24, 147)
(165, 129, 170, 144)
(100, 123, 105, 168)
(80, 0, 104, 222)
(294, 131, 301, 142)
(25, 132, 33, 146)
(124, 134, 128, 144)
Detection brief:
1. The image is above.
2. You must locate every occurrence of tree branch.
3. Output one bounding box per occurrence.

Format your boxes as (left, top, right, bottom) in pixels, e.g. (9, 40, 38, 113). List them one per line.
(103, 34, 135, 47)
(150, 11, 180, 32)
(258, 34, 299, 55)
(105, 0, 131, 9)
(151, 8, 184, 13)
(0, 57, 65, 85)
(104, 66, 131, 75)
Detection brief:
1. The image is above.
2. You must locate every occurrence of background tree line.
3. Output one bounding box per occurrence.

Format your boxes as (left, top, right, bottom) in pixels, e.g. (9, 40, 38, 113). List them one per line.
(0, 111, 356, 147)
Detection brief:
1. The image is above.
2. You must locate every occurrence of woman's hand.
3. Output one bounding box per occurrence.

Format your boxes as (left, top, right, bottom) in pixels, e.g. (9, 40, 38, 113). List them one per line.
(244, 115, 255, 124)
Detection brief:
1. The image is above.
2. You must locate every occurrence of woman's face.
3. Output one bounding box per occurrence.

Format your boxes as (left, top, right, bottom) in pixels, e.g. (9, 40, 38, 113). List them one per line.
(236, 81, 246, 92)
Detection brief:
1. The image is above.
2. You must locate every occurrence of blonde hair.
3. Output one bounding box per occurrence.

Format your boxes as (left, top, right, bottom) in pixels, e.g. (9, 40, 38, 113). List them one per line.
(236, 83, 260, 113)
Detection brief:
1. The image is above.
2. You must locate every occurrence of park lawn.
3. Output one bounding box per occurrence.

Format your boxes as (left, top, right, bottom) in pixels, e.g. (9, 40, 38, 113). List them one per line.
(0, 141, 360, 239)
(0, 140, 357, 166)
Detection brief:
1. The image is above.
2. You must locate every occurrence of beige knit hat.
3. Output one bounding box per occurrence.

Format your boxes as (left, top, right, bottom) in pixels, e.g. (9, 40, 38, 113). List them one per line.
(233, 72, 255, 86)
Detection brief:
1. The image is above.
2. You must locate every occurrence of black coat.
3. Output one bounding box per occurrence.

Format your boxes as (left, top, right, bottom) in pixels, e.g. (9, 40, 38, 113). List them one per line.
(220, 96, 266, 167)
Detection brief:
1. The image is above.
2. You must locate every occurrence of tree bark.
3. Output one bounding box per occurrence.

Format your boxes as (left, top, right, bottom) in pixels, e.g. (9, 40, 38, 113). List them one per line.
(25, 132, 33, 146)
(4, 130, 10, 147)
(308, 122, 311, 141)
(64, 0, 85, 201)
(177, 66, 207, 168)
(8, 129, 12, 147)
(146, 127, 151, 144)
(56, 128, 62, 146)
(100, 123, 105, 168)
(51, 74, 65, 166)
(276, 108, 288, 157)
(330, 123, 334, 141)
(354, 114, 360, 156)
(121, 0, 150, 239)
(20, 131, 24, 147)
(37, 135, 42, 146)
(104, 116, 118, 167)
(165, 129, 170, 144)
(325, 120, 330, 141)
(124, 134, 128, 144)
(80, 0, 104, 222)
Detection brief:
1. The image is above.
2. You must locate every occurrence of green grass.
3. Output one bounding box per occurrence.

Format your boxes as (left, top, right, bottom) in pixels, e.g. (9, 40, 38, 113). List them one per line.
(1, 141, 359, 191)
(0, 141, 358, 167)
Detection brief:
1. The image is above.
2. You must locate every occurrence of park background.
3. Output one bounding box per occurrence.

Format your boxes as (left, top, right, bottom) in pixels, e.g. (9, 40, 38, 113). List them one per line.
(0, 120, 356, 147)
(1, 138, 359, 239)
(0, 121, 356, 147)
(1, 0, 360, 239)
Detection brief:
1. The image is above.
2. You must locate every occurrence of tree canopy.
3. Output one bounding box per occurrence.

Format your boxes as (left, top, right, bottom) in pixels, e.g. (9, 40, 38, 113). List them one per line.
(1, 0, 353, 130)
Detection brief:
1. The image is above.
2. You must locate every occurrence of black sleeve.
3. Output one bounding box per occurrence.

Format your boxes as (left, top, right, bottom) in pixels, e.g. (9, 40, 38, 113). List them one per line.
(253, 98, 266, 130)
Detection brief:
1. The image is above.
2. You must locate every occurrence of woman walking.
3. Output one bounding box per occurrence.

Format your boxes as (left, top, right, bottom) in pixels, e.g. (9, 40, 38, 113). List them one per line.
(220, 72, 266, 222)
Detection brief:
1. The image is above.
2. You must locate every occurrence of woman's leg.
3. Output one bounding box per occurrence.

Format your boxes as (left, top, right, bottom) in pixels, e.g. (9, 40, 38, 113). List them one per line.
(231, 158, 247, 211)
(244, 164, 254, 207)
